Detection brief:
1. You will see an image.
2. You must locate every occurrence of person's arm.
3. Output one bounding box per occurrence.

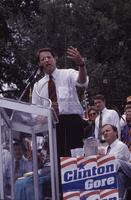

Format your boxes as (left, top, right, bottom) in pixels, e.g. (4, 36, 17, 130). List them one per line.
(67, 46, 87, 84)
(110, 144, 130, 161)
(112, 111, 121, 139)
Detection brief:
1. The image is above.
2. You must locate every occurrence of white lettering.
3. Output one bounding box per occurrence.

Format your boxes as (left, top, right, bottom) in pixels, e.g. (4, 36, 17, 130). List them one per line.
(94, 180, 101, 188)
(64, 164, 114, 182)
(107, 177, 115, 185)
(85, 176, 115, 190)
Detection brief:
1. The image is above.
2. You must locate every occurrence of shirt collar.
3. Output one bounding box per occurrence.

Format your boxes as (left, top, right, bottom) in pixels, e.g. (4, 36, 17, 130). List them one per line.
(45, 68, 58, 80)
(110, 139, 119, 149)
(101, 107, 107, 113)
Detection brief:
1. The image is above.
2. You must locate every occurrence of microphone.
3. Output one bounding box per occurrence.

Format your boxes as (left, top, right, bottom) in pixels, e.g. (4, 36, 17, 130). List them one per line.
(19, 68, 41, 101)
(10, 68, 41, 120)
(24, 68, 41, 84)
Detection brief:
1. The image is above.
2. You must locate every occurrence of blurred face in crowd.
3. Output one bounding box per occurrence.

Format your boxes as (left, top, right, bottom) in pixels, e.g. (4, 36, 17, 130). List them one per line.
(94, 99, 105, 112)
(38, 51, 56, 74)
(88, 109, 98, 121)
(13, 144, 23, 160)
(101, 124, 117, 145)
(128, 144, 131, 152)
(125, 108, 131, 123)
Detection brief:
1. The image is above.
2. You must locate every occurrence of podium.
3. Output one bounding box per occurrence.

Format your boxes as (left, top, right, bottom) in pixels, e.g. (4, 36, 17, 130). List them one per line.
(0, 97, 59, 200)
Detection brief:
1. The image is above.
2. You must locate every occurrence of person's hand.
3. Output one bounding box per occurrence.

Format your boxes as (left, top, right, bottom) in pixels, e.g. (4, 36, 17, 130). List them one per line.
(67, 46, 84, 66)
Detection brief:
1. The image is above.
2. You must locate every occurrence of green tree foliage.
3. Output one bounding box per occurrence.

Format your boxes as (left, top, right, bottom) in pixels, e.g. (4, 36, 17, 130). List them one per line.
(0, 0, 131, 111)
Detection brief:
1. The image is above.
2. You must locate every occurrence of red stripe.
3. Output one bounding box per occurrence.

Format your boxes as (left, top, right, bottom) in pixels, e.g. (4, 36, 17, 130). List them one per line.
(100, 189, 118, 198)
(83, 158, 97, 165)
(61, 160, 77, 169)
(98, 156, 115, 166)
(77, 156, 84, 162)
(80, 190, 100, 197)
(60, 157, 72, 162)
(63, 192, 80, 199)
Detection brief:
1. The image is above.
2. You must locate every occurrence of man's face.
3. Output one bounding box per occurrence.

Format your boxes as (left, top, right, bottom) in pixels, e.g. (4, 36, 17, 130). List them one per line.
(88, 110, 98, 121)
(14, 145, 23, 160)
(94, 99, 105, 111)
(125, 108, 131, 123)
(101, 125, 116, 144)
(39, 51, 56, 74)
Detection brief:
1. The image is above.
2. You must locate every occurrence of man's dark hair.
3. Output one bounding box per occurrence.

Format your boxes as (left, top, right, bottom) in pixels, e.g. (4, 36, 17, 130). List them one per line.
(125, 104, 131, 111)
(13, 139, 22, 147)
(93, 94, 105, 102)
(36, 48, 56, 63)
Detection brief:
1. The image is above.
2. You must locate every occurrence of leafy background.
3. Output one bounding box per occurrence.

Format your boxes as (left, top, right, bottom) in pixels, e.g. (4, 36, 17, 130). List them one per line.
(0, 0, 131, 113)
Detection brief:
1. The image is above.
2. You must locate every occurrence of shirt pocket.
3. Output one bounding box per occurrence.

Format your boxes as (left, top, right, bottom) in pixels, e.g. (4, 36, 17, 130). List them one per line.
(58, 86, 70, 99)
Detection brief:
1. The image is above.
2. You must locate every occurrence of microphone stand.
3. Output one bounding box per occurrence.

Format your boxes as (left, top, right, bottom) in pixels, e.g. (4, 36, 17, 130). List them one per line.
(10, 68, 40, 121)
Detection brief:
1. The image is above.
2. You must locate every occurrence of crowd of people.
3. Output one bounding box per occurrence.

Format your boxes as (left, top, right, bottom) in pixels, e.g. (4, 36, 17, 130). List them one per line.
(3, 135, 50, 199)
(2, 46, 131, 199)
(83, 95, 131, 200)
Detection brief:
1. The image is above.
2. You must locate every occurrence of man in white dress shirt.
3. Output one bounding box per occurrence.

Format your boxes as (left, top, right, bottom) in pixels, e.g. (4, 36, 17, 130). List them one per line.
(101, 124, 130, 161)
(101, 124, 131, 199)
(32, 47, 89, 156)
(93, 94, 120, 144)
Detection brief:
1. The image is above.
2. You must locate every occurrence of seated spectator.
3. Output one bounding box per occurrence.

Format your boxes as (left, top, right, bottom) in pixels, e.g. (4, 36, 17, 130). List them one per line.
(83, 106, 98, 138)
(13, 141, 33, 180)
(120, 95, 131, 129)
(121, 105, 131, 148)
(22, 137, 33, 162)
(15, 166, 51, 200)
(100, 124, 130, 161)
(14, 136, 51, 200)
(4, 141, 33, 198)
(100, 124, 130, 199)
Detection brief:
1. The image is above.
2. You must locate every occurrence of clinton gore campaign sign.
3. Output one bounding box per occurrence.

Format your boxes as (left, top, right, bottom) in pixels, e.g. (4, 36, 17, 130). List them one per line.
(60, 155, 119, 200)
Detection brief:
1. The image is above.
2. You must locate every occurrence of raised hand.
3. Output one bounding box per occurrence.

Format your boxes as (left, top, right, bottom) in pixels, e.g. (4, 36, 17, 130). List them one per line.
(67, 46, 84, 65)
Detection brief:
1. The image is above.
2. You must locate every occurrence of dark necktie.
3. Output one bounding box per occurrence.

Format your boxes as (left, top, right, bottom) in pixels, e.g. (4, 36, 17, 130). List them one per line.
(48, 75, 59, 115)
(98, 111, 103, 140)
(106, 146, 111, 155)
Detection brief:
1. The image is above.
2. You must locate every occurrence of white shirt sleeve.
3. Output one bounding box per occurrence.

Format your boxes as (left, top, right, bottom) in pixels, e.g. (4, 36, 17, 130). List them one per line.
(109, 141, 130, 162)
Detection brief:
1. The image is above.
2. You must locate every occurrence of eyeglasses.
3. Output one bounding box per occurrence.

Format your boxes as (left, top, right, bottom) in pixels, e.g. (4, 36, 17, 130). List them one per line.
(88, 112, 97, 117)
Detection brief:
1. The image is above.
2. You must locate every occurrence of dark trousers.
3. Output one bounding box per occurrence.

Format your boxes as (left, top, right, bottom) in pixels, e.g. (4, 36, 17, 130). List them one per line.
(56, 114, 84, 157)
(56, 114, 84, 199)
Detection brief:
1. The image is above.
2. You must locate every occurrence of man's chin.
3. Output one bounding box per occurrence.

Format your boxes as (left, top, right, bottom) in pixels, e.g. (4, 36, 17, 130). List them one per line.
(46, 67, 55, 74)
